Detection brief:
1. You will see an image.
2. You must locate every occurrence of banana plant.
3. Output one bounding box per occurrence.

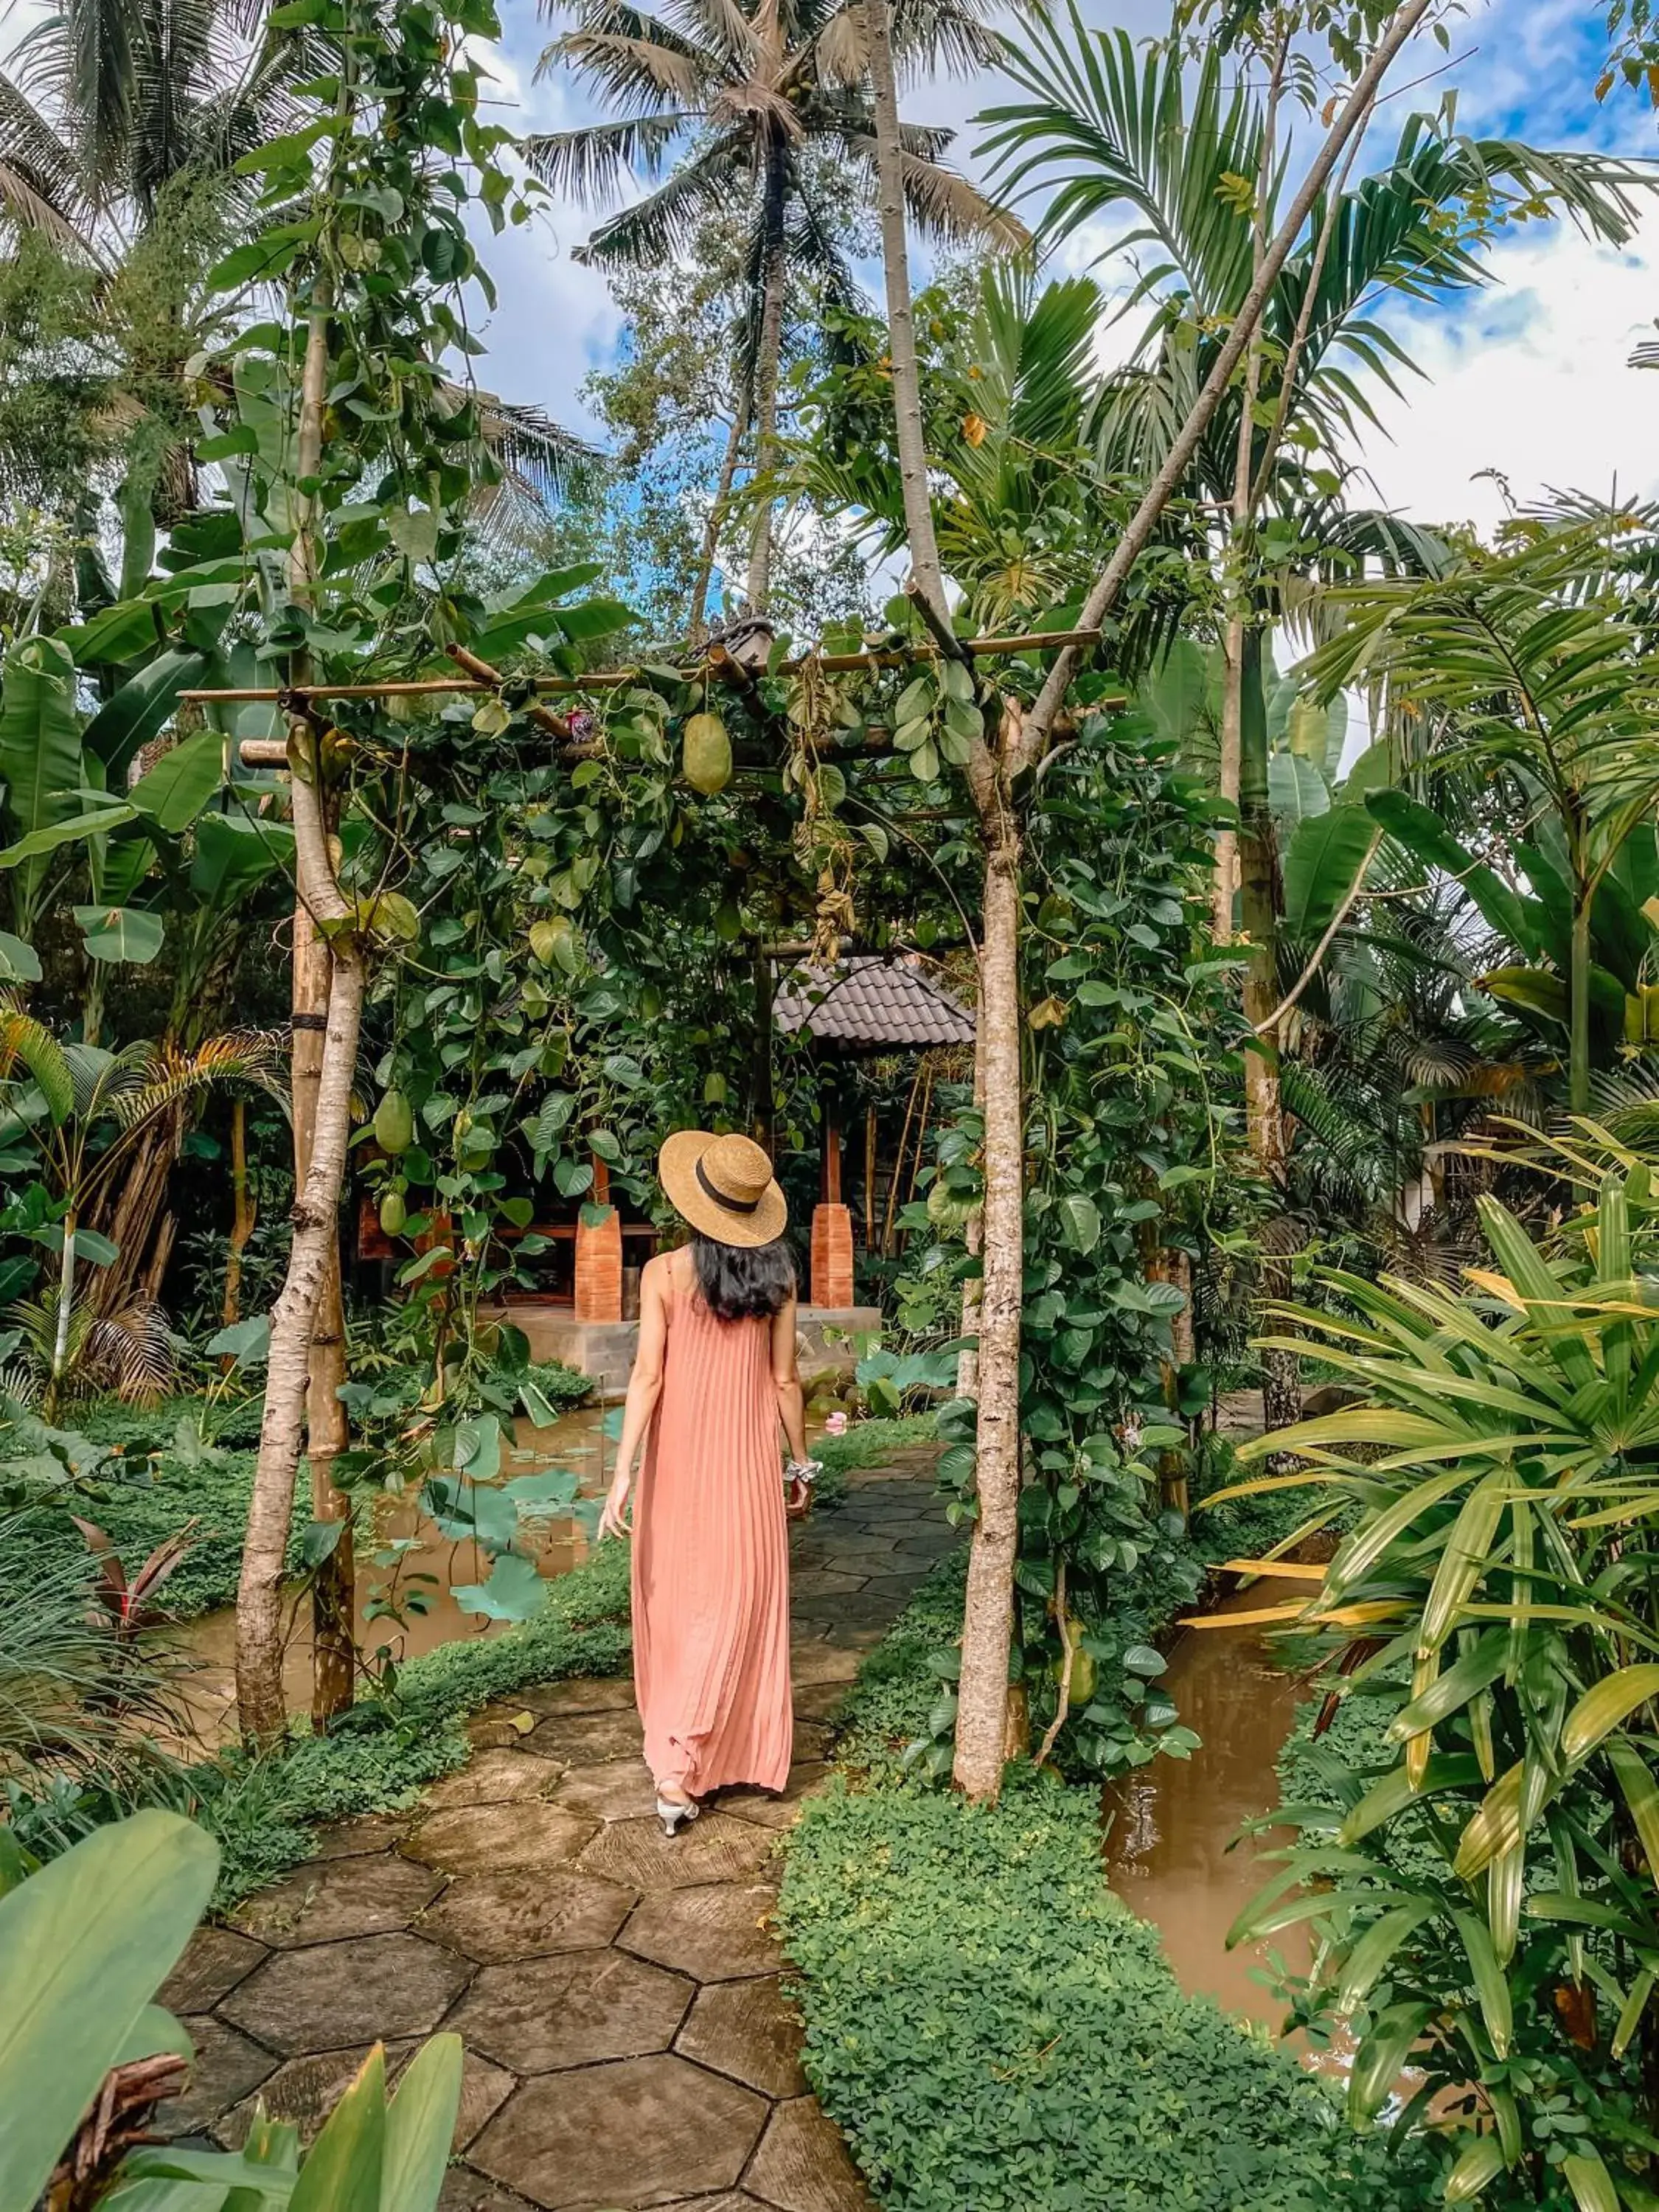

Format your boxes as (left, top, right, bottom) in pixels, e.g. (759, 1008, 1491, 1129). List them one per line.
(1209, 1173, 1659, 2208)
(0, 1810, 463, 2212)
(0, 632, 240, 992)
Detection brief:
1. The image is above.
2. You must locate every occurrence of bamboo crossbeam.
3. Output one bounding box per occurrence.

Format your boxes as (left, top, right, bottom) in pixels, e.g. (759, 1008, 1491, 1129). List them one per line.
(181, 625, 1107, 704)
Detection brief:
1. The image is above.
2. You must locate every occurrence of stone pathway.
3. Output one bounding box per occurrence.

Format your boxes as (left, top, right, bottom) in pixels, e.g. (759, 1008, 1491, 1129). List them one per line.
(163, 1448, 951, 2212)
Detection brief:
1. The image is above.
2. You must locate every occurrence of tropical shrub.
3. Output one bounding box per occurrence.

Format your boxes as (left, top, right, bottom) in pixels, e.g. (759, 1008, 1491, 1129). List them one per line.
(1225, 1174, 1659, 2208)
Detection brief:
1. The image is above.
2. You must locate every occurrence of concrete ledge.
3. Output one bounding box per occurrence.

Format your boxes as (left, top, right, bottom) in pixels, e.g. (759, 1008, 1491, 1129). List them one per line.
(489, 1302, 882, 1397)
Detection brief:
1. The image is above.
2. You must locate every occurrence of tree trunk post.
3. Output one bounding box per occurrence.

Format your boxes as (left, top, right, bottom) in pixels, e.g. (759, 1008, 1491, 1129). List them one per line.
(234, 275, 364, 1744)
(744, 156, 788, 611)
(952, 808, 1024, 1802)
(235, 917, 365, 1745)
(293, 899, 355, 1727)
(863, 0, 945, 620)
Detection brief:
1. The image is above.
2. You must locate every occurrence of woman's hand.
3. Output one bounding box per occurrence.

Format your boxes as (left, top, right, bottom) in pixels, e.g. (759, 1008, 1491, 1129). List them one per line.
(598, 1472, 633, 1542)
(785, 1475, 813, 1521)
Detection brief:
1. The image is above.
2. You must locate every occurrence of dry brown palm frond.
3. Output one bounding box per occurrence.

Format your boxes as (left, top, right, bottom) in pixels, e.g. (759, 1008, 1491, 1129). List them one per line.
(105, 1029, 286, 1134)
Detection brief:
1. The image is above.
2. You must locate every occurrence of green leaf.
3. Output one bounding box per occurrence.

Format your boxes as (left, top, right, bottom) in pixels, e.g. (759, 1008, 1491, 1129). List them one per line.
(0, 802, 138, 870)
(1347, 2000, 1433, 2124)
(1444, 2135, 1506, 2202)
(1608, 1739, 1659, 1893)
(72, 905, 165, 965)
(1561, 2151, 1620, 2212)
(1365, 790, 1540, 956)
(128, 730, 225, 832)
(450, 1551, 549, 1623)
(1281, 807, 1378, 938)
(204, 1315, 271, 1368)
(0, 637, 87, 912)
(1332, 1900, 1435, 2014)
(1450, 1908, 1512, 2057)
(289, 2045, 385, 2212)
(380, 2034, 463, 2211)
(1560, 1666, 1659, 1764)
(83, 652, 209, 780)
(1057, 1193, 1101, 1254)
(1267, 751, 1329, 825)
(191, 814, 295, 905)
(0, 931, 40, 984)
(0, 1811, 218, 2212)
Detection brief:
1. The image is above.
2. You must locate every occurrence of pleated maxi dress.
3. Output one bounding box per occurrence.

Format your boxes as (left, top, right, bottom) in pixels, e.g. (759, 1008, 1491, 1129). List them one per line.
(631, 1269, 793, 1795)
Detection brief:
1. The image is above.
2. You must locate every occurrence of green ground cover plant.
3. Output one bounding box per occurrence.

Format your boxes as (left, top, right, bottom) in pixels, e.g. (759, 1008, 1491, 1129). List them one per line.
(0, 1427, 307, 1621)
(779, 1553, 1436, 2212)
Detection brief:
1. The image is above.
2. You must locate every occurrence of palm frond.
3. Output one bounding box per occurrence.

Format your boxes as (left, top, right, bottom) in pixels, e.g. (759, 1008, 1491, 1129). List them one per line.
(470, 394, 602, 536)
(541, 8, 714, 111)
(522, 111, 691, 204)
(572, 133, 747, 267)
(976, 7, 1258, 321)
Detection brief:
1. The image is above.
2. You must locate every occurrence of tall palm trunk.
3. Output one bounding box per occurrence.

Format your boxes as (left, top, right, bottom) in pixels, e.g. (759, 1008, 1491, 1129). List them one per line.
(689, 390, 750, 641)
(864, 0, 942, 621)
(1238, 629, 1283, 1181)
(861, 0, 1024, 1798)
(1237, 627, 1300, 1444)
(1211, 33, 1285, 944)
(743, 151, 788, 610)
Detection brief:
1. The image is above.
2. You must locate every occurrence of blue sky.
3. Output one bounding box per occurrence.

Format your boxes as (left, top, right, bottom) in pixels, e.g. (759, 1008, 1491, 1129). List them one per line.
(470, 0, 1659, 538)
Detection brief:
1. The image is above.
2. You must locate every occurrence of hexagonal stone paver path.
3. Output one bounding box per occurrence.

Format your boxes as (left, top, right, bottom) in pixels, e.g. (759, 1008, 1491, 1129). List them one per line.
(163, 1447, 946, 2209)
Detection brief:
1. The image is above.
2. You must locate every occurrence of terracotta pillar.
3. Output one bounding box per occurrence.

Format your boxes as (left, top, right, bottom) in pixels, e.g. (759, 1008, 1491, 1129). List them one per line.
(574, 1154, 622, 1322)
(810, 1109, 854, 1308)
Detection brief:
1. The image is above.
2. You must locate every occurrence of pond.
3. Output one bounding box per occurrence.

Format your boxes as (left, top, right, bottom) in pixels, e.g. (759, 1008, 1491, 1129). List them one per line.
(173, 1402, 614, 1748)
(1104, 1576, 1313, 2034)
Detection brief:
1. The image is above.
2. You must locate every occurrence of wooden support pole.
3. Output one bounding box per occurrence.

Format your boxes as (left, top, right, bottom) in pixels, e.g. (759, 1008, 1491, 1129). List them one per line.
(181, 625, 1110, 706)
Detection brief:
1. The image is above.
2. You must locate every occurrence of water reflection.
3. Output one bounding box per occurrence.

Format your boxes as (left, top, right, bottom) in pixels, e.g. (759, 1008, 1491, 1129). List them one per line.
(172, 1403, 612, 1748)
(1104, 1576, 1314, 2033)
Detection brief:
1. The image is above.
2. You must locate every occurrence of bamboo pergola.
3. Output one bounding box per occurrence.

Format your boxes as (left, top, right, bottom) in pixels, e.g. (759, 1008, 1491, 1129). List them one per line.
(178, 622, 1111, 707)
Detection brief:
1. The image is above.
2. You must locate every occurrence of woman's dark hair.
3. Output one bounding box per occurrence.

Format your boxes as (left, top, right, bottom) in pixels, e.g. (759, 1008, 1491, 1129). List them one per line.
(692, 1234, 796, 1322)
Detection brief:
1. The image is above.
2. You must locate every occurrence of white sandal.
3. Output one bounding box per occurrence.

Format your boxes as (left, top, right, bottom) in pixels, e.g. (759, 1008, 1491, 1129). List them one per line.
(655, 1792, 699, 1837)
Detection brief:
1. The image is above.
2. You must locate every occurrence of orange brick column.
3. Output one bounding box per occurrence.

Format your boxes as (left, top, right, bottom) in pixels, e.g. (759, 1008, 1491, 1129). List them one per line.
(573, 1155, 622, 1322)
(810, 1202, 854, 1308)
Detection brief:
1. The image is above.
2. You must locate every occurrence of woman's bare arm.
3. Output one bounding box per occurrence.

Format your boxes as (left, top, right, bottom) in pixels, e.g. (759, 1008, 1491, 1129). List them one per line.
(771, 1296, 810, 1521)
(599, 1256, 669, 1540)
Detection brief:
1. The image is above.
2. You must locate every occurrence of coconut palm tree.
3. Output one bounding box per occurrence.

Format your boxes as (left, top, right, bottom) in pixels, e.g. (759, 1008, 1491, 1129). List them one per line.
(0, 0, 305, 247)
(526, 0, 1026, 613)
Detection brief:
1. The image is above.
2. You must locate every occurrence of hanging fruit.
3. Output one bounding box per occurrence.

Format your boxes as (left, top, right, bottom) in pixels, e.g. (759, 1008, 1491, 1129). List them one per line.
(682, 709, 733, 795)
(373, 1089, 414, 1154)
(378, 1189, 408, 1236)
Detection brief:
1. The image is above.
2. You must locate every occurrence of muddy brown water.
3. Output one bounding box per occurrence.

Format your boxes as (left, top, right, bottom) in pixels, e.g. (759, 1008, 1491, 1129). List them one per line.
(1105, 1576, 1314, 2034)
(173, 1405, 611, 1749)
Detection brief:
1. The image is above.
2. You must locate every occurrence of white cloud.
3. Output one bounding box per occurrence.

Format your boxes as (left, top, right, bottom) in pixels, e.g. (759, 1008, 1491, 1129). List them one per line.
(1358, 220, 1658, 534)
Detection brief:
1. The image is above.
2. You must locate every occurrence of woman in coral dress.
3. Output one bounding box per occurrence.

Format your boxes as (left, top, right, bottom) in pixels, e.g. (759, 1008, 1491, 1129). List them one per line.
(599, 1131, 815, 1834)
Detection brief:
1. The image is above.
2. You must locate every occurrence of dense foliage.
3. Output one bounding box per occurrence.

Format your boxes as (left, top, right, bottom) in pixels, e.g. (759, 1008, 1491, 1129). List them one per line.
(780, 1557, 1436, 2212)
(1226, 1172, 1659, 2208)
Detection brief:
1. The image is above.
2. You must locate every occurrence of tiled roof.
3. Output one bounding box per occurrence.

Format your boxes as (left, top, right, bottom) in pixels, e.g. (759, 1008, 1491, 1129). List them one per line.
(774, 955, 975, 1050)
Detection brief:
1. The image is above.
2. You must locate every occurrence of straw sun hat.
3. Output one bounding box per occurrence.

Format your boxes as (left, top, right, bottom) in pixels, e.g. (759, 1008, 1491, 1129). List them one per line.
(658, 1129, 787, 1248)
